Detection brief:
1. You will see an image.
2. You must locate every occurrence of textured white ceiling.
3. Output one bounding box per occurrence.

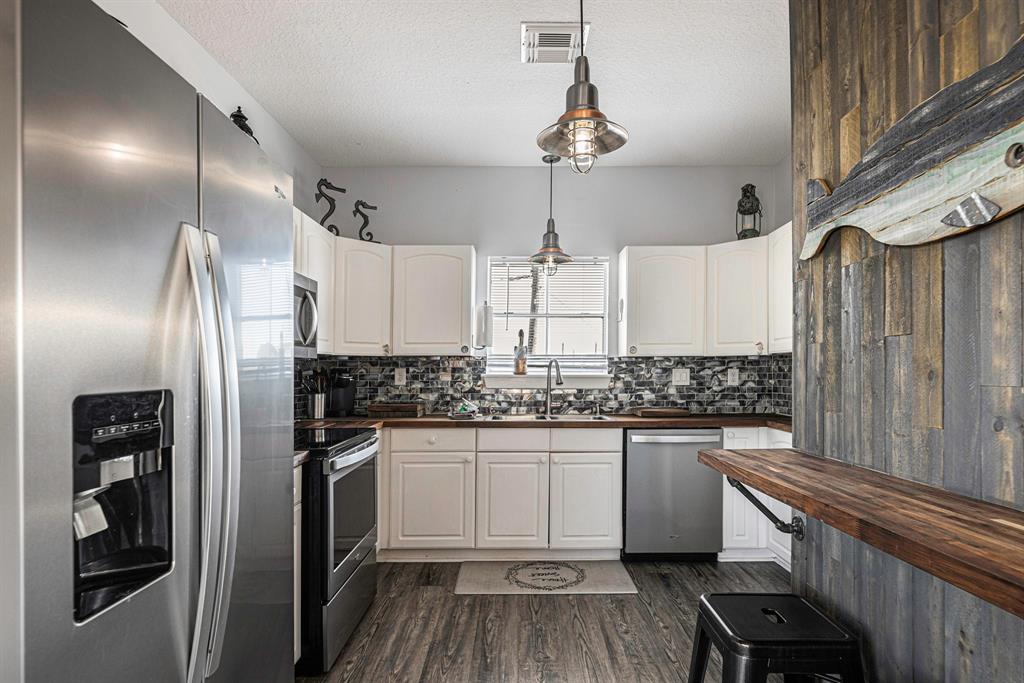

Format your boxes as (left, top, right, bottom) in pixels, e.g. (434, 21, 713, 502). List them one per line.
(157, 0, 791, 167)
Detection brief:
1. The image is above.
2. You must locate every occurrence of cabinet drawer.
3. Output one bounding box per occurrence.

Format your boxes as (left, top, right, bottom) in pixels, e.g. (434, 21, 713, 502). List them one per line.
(477, 428, 549, 452)
(293, 466, 302, 506)
(390, 428, 476, 452)
(550, 428, 623, 452)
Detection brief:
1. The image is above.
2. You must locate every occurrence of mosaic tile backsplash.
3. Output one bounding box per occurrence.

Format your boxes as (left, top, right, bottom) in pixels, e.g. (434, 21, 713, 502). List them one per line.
(296, 354, 792, 419)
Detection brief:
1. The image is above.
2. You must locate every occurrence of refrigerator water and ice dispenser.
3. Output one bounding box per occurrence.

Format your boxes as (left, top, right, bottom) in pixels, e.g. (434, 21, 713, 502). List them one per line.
(72, 390, 174, 621)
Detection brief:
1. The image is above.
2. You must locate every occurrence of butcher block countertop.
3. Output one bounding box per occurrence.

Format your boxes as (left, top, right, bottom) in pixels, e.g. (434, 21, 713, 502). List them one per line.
(698, 447, 1024, 620)
(294, 413, 791, 432)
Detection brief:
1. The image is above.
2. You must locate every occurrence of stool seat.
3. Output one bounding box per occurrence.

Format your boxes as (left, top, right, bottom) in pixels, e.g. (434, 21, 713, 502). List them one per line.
(688, 593, 864, 683)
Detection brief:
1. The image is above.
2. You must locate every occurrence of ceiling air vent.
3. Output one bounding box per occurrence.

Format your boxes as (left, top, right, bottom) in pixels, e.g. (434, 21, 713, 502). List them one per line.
(521, 22, 590, 64)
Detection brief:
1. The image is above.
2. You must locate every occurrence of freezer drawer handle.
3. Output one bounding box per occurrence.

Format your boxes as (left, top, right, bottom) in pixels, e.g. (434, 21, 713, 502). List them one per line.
(630, 435, 721, 444)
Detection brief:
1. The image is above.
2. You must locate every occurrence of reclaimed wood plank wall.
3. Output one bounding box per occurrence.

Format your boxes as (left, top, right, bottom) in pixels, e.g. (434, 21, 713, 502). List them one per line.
(789, 0, 1024, 679)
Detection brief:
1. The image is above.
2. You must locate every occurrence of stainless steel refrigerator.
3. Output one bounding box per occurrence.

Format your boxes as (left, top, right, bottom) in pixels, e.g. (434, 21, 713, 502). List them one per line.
(0, 1, 295, 681)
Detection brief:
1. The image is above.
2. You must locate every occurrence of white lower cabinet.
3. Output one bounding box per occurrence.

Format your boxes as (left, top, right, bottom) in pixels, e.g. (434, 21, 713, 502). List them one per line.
(721, 428, 766, 555)
(549, 452, 622, 549)
(760, 427, 793, 569)
(389, 451, 475, 548)
(381, 428, 623, 554)
(476, 452, 549, 548)
(719, 426, 793, 568)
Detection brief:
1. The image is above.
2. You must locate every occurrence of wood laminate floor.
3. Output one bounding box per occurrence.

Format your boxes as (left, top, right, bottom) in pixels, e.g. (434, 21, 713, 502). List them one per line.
(298, 560, 791, 683)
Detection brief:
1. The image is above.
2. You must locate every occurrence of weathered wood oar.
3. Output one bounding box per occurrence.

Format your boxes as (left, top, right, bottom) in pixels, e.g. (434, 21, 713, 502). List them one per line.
(800, 38, 1024, 260)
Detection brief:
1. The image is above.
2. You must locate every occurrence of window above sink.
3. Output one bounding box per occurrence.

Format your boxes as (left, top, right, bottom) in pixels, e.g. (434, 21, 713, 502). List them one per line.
(485, 256, 610, 388)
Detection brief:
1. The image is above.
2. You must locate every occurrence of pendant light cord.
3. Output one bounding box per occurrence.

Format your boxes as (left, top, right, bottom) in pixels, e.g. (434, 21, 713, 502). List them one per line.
(549, 160, 554, 220)
(579, 0, 585, 56)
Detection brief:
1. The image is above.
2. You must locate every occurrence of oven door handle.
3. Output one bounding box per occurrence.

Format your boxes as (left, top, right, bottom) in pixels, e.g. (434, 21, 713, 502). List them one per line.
(324, 438, 378, 476)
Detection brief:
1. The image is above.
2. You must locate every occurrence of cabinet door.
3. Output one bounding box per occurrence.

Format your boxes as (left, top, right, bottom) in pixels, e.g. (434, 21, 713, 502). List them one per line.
(390, 452, 475, 548)
(619, 246, 706, 356)
(292, 207, 305, 275)
(550, 452, 622, 549)
(334, 237, 393, 356)
(300, 215, 336, 354)
(759, 427, 793, 564)
(721, 428, 764, 549)
(476, 452, 549, 548)
(706, 237, 768, 355)
(767, 222, 793, 353)
(392, 245, 475, 355)
(292, 502, 301, 663)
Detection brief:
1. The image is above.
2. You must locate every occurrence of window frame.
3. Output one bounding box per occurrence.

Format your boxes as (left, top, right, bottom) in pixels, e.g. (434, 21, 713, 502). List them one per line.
(485, 255, 610, 373)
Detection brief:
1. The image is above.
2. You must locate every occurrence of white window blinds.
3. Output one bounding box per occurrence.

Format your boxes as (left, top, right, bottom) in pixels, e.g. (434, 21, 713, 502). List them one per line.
(487, 257, 609, 373)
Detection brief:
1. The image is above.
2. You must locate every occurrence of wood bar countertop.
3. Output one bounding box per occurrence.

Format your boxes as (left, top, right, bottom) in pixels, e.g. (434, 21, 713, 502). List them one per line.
(698, 447, 1024, 619)
(294, 413, 792, 432)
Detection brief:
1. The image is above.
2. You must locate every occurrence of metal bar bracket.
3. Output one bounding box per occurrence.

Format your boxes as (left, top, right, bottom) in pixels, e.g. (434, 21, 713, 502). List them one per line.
(727, 476, 805, 541)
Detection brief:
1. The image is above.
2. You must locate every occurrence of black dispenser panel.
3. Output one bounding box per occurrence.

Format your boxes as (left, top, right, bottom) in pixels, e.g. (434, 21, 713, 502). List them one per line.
(72, 390, 173, 621)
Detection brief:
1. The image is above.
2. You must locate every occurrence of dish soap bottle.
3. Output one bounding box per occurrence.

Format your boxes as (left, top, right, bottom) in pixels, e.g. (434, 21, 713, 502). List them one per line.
(514, 329, 528, 375)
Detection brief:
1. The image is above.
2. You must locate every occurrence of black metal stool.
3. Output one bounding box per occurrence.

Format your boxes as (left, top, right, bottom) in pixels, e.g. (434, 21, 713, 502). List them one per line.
(688, 593, 864, 682)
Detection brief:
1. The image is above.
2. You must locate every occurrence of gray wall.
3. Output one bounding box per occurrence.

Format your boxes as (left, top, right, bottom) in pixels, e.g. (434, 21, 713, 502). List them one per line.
(325, 164, 792, 353)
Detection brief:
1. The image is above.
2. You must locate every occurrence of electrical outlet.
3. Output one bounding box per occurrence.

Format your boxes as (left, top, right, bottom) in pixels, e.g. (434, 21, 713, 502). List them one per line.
(394, 367, 406, 386)
(438, 371, 452, 382)
(672, 368, 691, 386)
(727, 368, 740, 386)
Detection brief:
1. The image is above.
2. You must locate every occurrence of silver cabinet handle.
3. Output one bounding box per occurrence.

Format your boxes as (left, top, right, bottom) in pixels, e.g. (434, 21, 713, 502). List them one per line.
(630, 434, 721, 444)
(203, 230, 242, 678)
(182, 223, 226, 683)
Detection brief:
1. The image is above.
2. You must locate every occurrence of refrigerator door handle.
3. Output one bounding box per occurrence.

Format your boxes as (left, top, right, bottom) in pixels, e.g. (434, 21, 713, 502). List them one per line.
(203, 230, 242, 677)
(182, 223, 227, 683)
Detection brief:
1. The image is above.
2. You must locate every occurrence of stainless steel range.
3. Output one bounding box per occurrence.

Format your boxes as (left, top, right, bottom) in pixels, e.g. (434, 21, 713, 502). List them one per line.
(296, 427, 379, 673)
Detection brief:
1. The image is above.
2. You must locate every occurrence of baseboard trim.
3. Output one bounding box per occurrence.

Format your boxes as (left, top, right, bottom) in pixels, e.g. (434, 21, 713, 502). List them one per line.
(717, 548, 777, 562)
(378, 548, 621, 562)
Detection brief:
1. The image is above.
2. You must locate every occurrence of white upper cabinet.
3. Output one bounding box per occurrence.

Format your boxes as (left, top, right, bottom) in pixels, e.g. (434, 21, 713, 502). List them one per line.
(767, 222, 794, 354)
(618, 246, 706, 356)
(549, 451, 622, 549)
(298, 213, 336, 355)
(392, 245, 475, 355)
(475, 451, 549, 549)
(706, 237, 768, 356)
(334, 237, 392, 356)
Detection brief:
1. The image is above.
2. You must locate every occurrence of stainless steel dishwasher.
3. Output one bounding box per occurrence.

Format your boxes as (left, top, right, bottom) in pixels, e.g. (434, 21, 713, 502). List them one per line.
(624, 429, 724, 558)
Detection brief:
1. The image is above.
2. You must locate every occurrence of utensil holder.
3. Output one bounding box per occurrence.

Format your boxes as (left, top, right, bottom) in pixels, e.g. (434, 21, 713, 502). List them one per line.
(308, 393, 326, 419)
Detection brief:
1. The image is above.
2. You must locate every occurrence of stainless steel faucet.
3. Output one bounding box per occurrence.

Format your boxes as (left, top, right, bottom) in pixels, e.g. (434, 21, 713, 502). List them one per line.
(545, 359, 564, 417)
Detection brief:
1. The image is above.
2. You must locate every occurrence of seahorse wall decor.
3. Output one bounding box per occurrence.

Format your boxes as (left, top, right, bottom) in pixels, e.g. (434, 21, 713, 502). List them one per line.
(799, 38, 1024, 260)
(353, 200, 379, 242)
(314, 178, 346, 236)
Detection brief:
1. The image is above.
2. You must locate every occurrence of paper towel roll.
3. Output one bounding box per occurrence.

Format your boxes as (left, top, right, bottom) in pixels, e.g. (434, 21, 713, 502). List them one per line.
(475, 304, 493, 348)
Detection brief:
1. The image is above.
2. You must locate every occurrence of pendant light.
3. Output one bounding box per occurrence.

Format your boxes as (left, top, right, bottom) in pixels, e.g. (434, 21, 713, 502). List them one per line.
(529, 155, 572, 276)
(536, 0, 628, 174)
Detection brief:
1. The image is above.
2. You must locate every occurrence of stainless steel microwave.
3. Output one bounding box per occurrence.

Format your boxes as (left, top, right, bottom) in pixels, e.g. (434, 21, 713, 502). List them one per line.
(294, 272, 319, 358)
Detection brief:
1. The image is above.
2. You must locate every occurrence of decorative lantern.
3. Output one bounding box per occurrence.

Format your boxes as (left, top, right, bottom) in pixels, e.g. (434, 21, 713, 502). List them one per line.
(735, 183, 763, 240)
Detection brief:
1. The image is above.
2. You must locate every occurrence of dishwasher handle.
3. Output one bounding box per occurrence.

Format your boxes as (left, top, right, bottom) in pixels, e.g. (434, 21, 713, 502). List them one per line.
(630, 434, 722, 444)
